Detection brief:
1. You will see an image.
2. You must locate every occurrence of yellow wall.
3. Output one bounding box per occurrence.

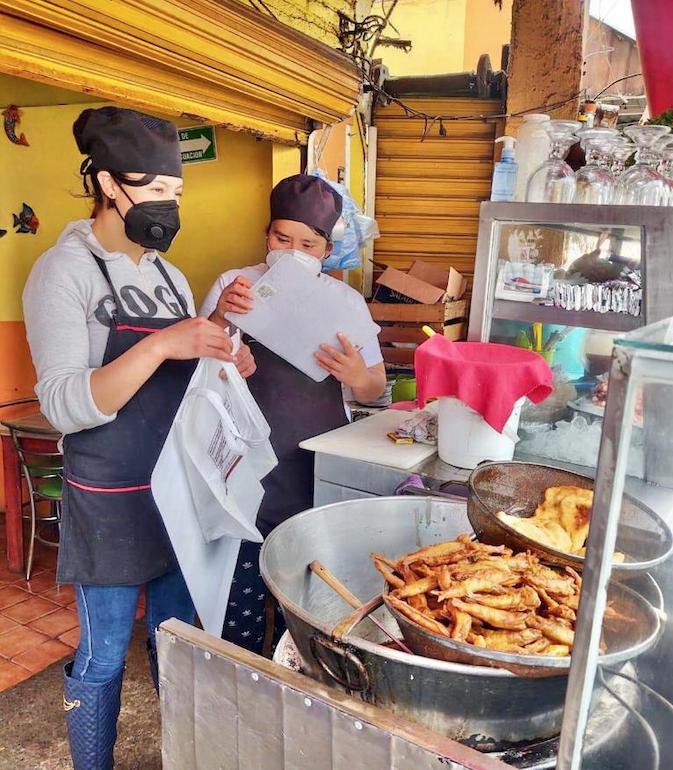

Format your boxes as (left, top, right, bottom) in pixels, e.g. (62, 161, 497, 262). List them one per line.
(0, 97, 273, 325)
(0, 101, 97, 323)
(272, 144, 302, 185)
(371, 0, 511, 77)
(374, 0, 467, 77)
(232, 0, 359, 48)
(174, 123, 272, 306)
(463, 0, 512, 71)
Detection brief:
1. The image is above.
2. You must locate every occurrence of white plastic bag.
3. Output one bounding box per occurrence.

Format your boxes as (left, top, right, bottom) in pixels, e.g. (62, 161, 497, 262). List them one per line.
(151, 356, 277, 636)
(175, 357, 276, 544)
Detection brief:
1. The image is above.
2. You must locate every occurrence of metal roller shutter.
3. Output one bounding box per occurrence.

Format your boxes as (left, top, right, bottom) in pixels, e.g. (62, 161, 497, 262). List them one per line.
(373, 97, 502, 293)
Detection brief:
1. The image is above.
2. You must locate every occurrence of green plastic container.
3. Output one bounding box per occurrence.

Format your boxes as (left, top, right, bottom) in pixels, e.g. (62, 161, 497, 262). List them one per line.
(391, 375, 417, 402)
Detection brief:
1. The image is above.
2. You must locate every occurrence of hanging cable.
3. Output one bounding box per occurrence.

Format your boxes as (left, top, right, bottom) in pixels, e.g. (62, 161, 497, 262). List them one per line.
(360, 59, 587, 126)
(246, 0, 278, 20)
(593, 72, 642, 100)
(367, 0, 401, 58)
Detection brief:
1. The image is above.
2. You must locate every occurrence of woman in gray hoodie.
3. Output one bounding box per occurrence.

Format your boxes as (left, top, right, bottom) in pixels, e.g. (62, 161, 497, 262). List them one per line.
(23, 106, 253, 770)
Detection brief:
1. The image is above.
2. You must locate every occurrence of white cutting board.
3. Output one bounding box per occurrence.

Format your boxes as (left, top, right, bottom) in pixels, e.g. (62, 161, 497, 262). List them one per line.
(300, 409, 437, 470)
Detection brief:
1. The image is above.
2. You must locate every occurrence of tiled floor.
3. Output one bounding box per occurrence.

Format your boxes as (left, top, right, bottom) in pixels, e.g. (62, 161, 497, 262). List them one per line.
(0, 517, 144, 692)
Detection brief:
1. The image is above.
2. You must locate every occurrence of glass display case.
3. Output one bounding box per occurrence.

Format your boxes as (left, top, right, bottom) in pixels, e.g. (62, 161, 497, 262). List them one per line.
(469, 202, 673, 473)
(556, 317, 673, 769)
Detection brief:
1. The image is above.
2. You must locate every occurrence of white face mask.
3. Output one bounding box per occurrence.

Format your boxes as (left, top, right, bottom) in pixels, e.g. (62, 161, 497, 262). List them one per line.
(265, 248, 324, 276)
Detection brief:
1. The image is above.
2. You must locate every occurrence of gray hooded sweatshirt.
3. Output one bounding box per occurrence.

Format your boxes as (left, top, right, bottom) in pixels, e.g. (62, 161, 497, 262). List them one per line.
(22, 219, 194, 435)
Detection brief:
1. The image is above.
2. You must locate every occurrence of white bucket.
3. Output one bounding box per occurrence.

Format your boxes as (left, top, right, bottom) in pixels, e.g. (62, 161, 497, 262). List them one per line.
(437, 397, 525, 469)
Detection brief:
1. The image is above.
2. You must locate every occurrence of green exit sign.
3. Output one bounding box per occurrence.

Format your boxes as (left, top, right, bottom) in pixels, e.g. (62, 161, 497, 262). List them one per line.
(179, 125, 217, 164)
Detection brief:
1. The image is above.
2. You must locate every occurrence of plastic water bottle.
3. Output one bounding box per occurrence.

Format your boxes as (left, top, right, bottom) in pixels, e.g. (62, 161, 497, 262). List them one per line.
(514, 114, 551, 202)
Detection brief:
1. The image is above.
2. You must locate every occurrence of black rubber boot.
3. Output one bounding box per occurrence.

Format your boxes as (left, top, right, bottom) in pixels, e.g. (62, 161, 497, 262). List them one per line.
(63, 661, 123, 770)
(146, 639, 159, 695)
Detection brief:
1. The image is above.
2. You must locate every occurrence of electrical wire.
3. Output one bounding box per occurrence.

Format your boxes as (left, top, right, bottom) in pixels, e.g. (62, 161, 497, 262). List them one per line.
(248, 0, 641, 140)
(246, 0, 278, 20)
(356, 59, 644, 141)
(594, 72, 643, 99)
(361, 61, 586, 124)
(354, 109, 368, 164)
(367, 0, 401, 58)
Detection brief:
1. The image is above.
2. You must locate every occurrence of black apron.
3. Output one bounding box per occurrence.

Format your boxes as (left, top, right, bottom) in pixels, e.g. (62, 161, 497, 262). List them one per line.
(57, 253, 196, 586)
(221, 337, 349, 653)
(244, 336, 349, 537)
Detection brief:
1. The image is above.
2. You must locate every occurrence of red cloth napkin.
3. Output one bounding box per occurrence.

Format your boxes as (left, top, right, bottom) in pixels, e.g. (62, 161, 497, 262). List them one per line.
(414, 336, 553, 433)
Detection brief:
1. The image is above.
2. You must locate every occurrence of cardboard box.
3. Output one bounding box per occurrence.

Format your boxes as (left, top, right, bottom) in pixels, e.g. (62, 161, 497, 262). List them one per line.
(374, 266, 445, 304)
(408, 260, 467, 301)
(374, 260, 466, 305)
(368, 299, 469, 367)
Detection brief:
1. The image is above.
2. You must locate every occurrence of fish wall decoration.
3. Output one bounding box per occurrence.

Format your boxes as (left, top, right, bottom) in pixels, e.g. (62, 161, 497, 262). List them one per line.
(3, 105, 30, 146)
(13, 203, 39, 234)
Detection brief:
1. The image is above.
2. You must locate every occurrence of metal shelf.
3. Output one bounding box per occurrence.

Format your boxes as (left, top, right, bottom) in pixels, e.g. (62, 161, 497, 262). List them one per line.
(492, 299, 642, 332)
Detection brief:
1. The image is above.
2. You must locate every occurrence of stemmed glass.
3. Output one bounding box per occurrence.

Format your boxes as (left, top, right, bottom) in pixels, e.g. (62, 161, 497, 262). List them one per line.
(657, 139, 673, 205)
(621, 125, 672, 205)
(606, 138, 637, 204)
(526, 120, 581, 203)
(573, 127, 619, 204)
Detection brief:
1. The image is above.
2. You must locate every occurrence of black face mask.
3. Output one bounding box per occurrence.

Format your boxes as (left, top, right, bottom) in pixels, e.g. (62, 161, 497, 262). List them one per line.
(114, 185, 181, 252)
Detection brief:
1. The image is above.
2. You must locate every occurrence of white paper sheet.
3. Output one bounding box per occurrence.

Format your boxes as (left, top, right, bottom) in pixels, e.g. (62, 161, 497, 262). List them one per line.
(225, 253, 380, 381)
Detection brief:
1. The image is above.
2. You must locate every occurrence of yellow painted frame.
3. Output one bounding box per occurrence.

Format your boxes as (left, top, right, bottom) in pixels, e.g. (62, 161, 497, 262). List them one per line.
(0, 0, 362, 145)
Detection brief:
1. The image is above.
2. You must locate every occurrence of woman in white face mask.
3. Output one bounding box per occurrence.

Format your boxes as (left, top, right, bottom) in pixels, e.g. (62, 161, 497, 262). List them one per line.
(200, 174, 386, 654)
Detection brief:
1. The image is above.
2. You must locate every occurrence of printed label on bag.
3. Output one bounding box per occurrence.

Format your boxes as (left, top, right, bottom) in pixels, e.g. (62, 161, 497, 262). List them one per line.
(207, 421, 241, 484)
(255, 283, 276, 302)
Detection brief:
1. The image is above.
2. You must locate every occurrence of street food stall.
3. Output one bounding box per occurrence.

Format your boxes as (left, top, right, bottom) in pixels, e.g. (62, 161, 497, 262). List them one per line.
(159, 366, 673, 768)
(156, 196, 673, 768)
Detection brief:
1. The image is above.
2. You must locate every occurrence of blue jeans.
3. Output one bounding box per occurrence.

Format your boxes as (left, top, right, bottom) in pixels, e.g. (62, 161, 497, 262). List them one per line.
(71, 569, 194, 683)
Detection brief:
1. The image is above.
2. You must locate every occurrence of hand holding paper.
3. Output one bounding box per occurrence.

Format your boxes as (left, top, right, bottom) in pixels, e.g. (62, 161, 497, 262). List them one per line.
(224, 253, 380, 381)
(215, 276, 255, 318)
(315, 332, 368, 387)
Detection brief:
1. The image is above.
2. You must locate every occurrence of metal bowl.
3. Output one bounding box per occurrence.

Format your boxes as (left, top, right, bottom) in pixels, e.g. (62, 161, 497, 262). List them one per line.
(466, 461, 673, 572)
(384, 579, 662, 678)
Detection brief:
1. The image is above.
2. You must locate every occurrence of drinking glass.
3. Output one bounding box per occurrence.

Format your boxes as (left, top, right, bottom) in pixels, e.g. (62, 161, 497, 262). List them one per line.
(657, 140, 673, 205)
(605, 138, 637, 204)
(621, 124, 671, 205)
(573, 127, 619, 204)
(526, 120, 581, 203)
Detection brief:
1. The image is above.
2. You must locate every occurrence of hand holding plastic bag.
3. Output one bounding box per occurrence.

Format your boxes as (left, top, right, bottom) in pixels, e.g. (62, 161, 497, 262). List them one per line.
(175, 357, 277, 544)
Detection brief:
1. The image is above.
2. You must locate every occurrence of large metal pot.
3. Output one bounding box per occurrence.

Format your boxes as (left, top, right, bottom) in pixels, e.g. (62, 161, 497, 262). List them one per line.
(260, 496, 571, 750)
